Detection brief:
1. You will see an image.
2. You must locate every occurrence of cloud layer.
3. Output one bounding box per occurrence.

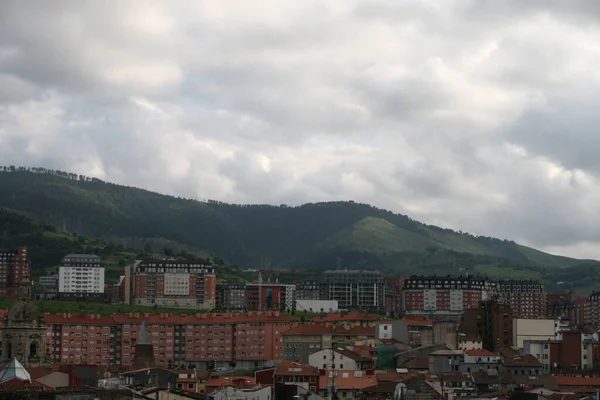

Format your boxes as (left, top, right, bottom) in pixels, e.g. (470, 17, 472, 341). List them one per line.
(2, 1, 600, 258)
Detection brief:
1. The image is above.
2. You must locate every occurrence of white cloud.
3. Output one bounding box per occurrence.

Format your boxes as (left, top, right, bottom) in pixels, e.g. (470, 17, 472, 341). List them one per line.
(2, 0, 600, 258)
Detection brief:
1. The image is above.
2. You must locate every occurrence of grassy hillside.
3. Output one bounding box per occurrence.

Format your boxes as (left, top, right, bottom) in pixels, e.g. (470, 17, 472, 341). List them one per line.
(0, 168, 594, 279)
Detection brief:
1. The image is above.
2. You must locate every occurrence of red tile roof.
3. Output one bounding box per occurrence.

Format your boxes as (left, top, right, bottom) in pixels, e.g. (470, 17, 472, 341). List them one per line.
(318, 371, 379, 390)
(206, 376, 255, 389)
(465, 349, 496, 357)
(282, 324, 376, 336)
(555, 376, 600, 387)
(502, 354, 541, 367)
(274, 362, 319, 376)
(312, 311, 379, 323)
(402, 316, 433, 327)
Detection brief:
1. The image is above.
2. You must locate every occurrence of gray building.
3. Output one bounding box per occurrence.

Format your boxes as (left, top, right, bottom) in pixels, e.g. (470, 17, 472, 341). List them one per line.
(324, 269, 384, 313)
(216, 281, 246, 309)
(295, 280, 324, 301)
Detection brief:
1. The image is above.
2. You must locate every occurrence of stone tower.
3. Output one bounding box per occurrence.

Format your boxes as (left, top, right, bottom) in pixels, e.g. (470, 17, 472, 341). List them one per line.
(133, 319, 155, 369)
(0, 271, 48, 367)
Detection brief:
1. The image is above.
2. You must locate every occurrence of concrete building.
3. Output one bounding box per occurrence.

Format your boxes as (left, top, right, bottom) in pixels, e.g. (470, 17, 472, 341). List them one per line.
(295, 300, 338, 313)
(0, 247, 30, 298)
(376, 320, 393, 339)
(392, 316, 433, 347)
(308, 347, 374, 370)
(216, 281, 246, 309)
(324, 269, 384, 313)
(246, 281, 295, 311)
(129, 258, 216, 309)
(496, 279, 547, 319)
(523, 330, 600, 372)
(458, 333, 483, 351)
(58, 254, 105, 301)
(513, 319, 556, 348)
(402, 275, 494, 319)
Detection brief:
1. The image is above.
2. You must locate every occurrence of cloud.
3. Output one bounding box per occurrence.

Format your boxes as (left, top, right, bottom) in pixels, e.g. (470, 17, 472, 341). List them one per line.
(1, 0, 600, 259)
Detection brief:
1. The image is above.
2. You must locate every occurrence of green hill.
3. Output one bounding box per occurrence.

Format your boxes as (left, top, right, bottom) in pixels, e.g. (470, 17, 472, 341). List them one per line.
(0, 167, 595, 285)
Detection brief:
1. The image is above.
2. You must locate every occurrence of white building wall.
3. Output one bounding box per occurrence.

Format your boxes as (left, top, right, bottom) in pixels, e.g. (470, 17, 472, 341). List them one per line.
(423, 289, 437, 311)
(377, 322, 393, 339)
(58, 266, 105, 294)
(164, 273, 190, 295)
(513, 319, 555, 348)
(308, 349, 358, 370)
(296, 300, 338, 313)
(449, 290, 463, 311)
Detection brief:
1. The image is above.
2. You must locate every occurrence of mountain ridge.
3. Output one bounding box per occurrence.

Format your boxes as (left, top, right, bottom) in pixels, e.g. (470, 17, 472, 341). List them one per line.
(0, 167, 593, 274)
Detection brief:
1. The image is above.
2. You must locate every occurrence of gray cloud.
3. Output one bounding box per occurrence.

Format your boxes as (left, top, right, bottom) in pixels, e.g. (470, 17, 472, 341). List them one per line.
(2, 0, 600, 258)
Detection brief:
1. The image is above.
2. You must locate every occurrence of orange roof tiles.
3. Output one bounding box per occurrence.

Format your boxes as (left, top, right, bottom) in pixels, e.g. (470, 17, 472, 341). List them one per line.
(465, 349, 496, 357)
(555, 376, 600, 387)
(206, 376, 255, 389)
(402, 316, 433, 326)
(318, 371, 379, 390)
(274, 362, 319, 376)
(283, 324, 376, 336)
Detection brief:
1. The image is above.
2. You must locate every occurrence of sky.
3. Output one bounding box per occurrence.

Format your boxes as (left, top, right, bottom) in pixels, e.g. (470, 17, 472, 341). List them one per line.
(1, 1, 600, 259)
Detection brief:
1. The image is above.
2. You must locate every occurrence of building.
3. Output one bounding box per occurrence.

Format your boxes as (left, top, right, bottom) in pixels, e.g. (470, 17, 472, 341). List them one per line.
(208, 385, 272, 400)
(392, 316, 433, 347)
(58, 254, 105, 301)
(295, 300, 338, 313)
(274, 361, 320, 394)
(282, 324, 376, 363)
(324, 269, 384, 313)
(497, 279, 547, 319)
(245, 281, 295, 311)
(129, 258, 216, 309)
(295, 280, 323, 301)
(44, 310, 292, 369)
(0, 247, 30, 298)
(377, 320, 393, 340)
(402, 275, 494, 319)
(308, 347, 374, 370)
(512, 319, 556, 348)
(523, 330, 600, 372)
(216, 281, 246, 310)
(461, 297, 514, 352)
(0, 272, 48, 367)
(586, 292, 600, 327)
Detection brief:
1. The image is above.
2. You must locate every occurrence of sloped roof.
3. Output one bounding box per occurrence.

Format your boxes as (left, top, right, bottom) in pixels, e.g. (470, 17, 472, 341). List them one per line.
(0, 358, 31, 383)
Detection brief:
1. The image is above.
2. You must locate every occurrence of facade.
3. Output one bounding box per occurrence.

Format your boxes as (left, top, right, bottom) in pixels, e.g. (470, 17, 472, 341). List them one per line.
(216, 282, 246, 310)
(38, 274, 58, 292)
(208, 385, 272, 400)
(586, 292, 600, 327)
(295, 300, 338, 313)
(496, 279, 547, 319)
(0, 247, 30, 298)
(295, 280, 323, 301)
(402, 275, 493, 319)
(376, 320, 393, 339)
(308, 347, 373, 370)
(129, 259, 216, 309)
(44, 310, 292, 369)
(512, 318, 556, 348)
(324, 269, 384, 313)
(58, 254, 105, 301)
(0, 273, 48, 367)
(282, 324, 376, 363)
(461, 298, 514, 352)
(246, 282, 295, 311)
(523, 330, 600, 372)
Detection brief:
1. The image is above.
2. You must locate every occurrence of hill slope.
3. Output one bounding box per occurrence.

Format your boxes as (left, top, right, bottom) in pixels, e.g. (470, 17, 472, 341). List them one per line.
(0, 168, 591, 276)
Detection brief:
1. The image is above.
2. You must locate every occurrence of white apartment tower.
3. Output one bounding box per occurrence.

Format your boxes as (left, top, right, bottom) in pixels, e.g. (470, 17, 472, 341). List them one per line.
(58, 254, 105, 301)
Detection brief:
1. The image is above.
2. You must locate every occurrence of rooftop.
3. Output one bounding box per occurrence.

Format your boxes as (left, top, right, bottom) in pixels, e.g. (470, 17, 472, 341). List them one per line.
(274, 361, 319, 377)
(465, 349, 497, 357)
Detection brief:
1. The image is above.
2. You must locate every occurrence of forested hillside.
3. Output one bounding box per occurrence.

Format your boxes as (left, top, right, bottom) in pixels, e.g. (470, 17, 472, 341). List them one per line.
(0, 167, 597, 292)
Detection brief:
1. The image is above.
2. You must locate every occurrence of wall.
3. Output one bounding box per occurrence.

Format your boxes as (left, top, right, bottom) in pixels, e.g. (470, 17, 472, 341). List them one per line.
(308, 349, 357, 370)
(377, 322, 393, 339)
(513, 319, 555, 348)
(296, 300, 338, 313)
(209, 385, 272, 400)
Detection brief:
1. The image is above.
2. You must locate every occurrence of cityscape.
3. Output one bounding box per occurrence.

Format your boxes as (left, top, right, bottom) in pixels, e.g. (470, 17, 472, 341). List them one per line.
(0, 246, 599, 399)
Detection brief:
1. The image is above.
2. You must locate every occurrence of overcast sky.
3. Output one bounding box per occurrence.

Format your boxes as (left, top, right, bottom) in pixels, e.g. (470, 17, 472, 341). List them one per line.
(2, 1, 600, 259)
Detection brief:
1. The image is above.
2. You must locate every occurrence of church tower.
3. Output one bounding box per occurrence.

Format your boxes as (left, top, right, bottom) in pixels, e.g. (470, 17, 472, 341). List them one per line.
(0, 269, 48, 367)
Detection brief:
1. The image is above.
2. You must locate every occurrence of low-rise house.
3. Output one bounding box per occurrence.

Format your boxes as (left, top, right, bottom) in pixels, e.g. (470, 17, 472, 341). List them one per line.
(463, 349, 502, 372)
(206, 376, 255, 392)
(274, 361, 320, 393)
(175, 370, 210, 393)
(433, 372, 476, 398)
(429, 350, 465, 373)
(458, 333, 483, 351)
(308, 347, 374, 371)
(501, 354, 543, 376)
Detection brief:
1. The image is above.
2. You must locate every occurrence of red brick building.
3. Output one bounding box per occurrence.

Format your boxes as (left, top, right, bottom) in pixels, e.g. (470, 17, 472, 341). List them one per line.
(497, 279, 547, 319)
(461, 298, 514, 352)
(402, 275, 494, 319)
(0, 247, 30, 298)
(127, 259, 216, 310)
(245, 282, 295, 311)
(44, 311, 293, 369)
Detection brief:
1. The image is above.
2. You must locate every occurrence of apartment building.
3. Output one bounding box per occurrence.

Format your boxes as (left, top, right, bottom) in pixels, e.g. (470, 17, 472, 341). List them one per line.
(294, 280, 323, 301)
(523, 330, 600, 372)
(45, 311, 293, 369)
(496, 279, 547, 319)
(402, 275, 494, 319)
(324, 269, 384, 313)
(586, 292, 600, 327)
(461, 298, 514, 352)
(215, 282, 246, 310)
(0, 247, 30, 298)
(128, 259, 216, 310)
(58, 254, 105, 301)
(245, 281, 295, 311)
